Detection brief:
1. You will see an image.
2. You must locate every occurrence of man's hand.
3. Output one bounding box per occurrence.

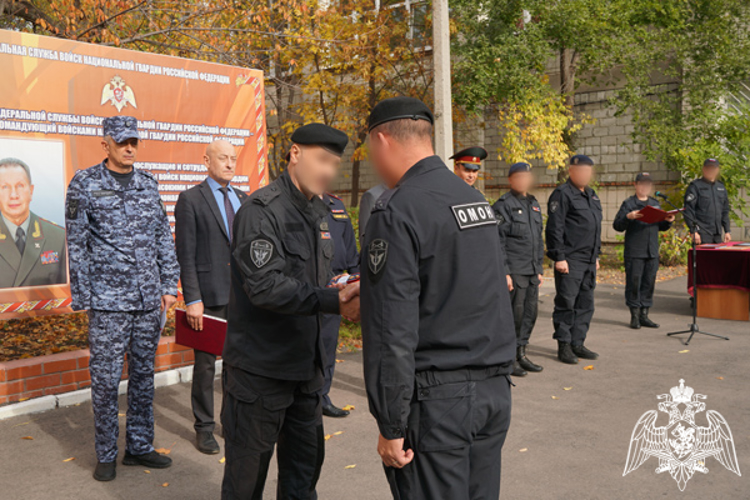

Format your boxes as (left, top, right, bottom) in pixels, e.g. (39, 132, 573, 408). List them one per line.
(506, 275, 514, 292)
(665, 214, 676, 223)
(626, 210, 643, 220)
(693, 232, 702, 245)
(555, 260, 569, 274)
(724, 232, 732, 243)
(596, 259, 600, 271)
(339, 281, 360, 322)
(377, 434, 414, 469)
(538, 273, 544, 287)
(161, 294, 177, 312)
(186, 301, 204, 331)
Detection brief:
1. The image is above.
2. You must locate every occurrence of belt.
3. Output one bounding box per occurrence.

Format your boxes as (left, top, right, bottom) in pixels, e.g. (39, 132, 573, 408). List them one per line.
(415, 363, 510, 387)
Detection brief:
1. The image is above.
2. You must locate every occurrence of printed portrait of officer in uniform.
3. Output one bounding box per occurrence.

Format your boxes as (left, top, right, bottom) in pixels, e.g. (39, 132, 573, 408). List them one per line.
(0, 157, 67, 288)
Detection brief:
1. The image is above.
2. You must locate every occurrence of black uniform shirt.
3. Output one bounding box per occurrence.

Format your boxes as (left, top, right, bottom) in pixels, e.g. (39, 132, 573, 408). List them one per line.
(683, 178, 730, 237)
(493, 191, 544, 276)
(361, 155, 515, 440)
(612, 195, 672, 260)
(545, 180, 602, 264)
(224, 170, 339, 381)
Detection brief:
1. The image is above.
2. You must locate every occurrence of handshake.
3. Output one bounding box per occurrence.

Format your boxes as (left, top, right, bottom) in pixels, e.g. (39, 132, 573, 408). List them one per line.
(330, 274, 361, 322)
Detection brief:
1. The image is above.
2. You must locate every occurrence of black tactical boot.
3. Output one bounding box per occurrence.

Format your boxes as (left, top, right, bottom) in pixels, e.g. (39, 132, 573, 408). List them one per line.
(640, 308, 659, 328)
(629, 308, 641, 329)
(123, 450, 172, 468)
(93, 461, 116, 481)
(517, 345, 543, 372)
(572, 344, 599, 360)
(511, 360, 528, 377)
(196, 431, 220, 455)
(557, 342, 578, 364)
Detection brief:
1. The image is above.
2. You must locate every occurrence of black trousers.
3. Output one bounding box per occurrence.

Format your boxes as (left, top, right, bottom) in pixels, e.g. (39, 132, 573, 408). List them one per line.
(191, 305, 226, 433)
(221, 365, 324, 500)
(553, 260, 596, 346)
(509, 274, 540, 346)
(624, 258, 659, 309)
(697, 230, 722, 244)
(386, 368, 512, 500)
(319, 312, 342, 406)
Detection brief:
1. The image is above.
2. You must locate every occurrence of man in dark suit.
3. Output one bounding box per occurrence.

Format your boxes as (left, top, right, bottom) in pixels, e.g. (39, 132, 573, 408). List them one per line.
(174, 139, 247, 454)
(0, 158, 66, 288)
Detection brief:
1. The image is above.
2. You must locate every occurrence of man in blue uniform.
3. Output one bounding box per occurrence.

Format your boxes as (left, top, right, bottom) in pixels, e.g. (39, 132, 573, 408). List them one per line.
(545, 155, 601, 365)
(65, 116, 180, 482)
(613, 172, 674, 329)
(493, 162, 545, 376)
(683, 158, 731, 244)
(320, 192, 359, 417)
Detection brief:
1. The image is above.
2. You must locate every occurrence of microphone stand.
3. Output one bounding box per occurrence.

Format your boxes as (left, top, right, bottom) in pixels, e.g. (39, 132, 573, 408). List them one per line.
(667, 222, 730, 345)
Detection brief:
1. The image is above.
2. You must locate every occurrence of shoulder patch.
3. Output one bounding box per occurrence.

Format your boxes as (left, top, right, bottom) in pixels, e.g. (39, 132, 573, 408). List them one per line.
(250, 239, 274, 268)
(686, 192, 696, 203)
(549, 200, 560, 213)
(66, 199, 79, 219)
(326, 192, 342, 201)
(368, 239, 388, 274)
(451, 202, 496, 230)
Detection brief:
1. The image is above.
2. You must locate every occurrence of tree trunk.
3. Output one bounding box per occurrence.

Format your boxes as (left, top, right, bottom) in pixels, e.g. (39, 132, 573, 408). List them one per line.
(350, 157, 361, 207)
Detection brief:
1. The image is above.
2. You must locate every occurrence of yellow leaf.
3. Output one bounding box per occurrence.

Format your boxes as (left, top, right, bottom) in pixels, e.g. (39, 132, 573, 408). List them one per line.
(344, 464, 356, 469)
(20, 436, 33, 440)
(118, 413, 126, 417)
(162, 483, 169, 488)
(551, 396, 559, 400)
(583, 365, 594, 370)
(341, 405, 355, 411)
(144, 470, 150, 474)
(519, 448, 528, 452)
(717, 376, 724, 380)
(678, 350, 690, 354)
(563, 387, 573, 391)
(333, 431, 344, 436)
(324, 434, 332, 441)
(63, 457, 75, 462)
(219, 457, 226, 464)
(155, 448, 170, 455)
(335, 359, 344, 364)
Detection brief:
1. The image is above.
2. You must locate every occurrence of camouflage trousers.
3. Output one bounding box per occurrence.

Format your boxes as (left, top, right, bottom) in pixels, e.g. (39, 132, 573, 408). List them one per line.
(88, 309, 161, 463)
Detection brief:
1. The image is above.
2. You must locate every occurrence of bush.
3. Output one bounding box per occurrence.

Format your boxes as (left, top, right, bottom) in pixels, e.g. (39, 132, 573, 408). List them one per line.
(659, 227, 690, 267)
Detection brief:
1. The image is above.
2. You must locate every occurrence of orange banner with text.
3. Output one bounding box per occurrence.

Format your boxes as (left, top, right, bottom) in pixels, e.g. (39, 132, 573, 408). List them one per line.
(0, 29, 267, 319)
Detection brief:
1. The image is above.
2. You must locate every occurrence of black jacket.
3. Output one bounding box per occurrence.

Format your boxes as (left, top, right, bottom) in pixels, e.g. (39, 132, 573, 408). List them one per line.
(361, 156, 515, 440)
(224, 171, 339, 381)
(174, 180, 248, 307)
(545, 180, 602, 264)
(493, 191, 544, 276)
(613, 195, 672, 260)
(683, 178, 730, 238)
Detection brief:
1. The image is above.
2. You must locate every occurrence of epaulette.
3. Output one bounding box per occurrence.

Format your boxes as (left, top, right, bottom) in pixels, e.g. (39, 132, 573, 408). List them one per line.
(136, 169, 158, 183)
(372, 187, 398, 212)
(326, 192, 342, 201)
(498, 191, 512, 201)
(38, 216, 63, 229)
(252, 183, 283, 206)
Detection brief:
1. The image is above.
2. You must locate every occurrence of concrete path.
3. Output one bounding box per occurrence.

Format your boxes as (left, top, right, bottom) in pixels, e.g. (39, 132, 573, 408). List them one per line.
(0, 276, 747, 499)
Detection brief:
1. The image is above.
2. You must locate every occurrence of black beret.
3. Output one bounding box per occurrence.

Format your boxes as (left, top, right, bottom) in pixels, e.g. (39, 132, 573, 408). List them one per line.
(508, 162, 532, 177)
(368, 97, 434, 132)
(570, 154, 594, 166)
(703, 158, 720, 168)
(449, 147, 487, 173)
(289, 123, 349, 158)
(635, 172, 653, 183)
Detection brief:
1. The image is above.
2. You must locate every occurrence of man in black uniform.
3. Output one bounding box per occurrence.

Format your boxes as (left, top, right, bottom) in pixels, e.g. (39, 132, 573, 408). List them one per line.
(357, 97, 516, 500)
(613, 172, 675, 329)
(221, 123, 360, 499)
(320, 192, 360, 417)
(546, 155, 601, 365)
(683, 158, 731, 245)
(493, 162, 544, 376)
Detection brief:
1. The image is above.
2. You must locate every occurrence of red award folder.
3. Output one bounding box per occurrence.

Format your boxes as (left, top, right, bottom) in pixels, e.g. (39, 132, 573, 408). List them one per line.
(636, 206, 683, 224)
(175, 309, 227, 356)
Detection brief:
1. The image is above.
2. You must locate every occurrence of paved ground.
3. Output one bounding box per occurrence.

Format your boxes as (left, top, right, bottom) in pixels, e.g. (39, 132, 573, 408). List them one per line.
(0, 276, 747, 499)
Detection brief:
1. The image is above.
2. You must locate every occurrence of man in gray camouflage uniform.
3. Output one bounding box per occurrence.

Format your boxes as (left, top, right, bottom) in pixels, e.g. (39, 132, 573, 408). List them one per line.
(65, 116, 180, 482)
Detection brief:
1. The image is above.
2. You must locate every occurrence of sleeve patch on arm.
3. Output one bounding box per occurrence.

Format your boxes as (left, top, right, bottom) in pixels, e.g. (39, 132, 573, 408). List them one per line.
(368, 239, 388, 274)
(451, 202, 496, 230)
(250, 239, 274, 268)
(67, 199, 79, 219)
(550, 200, 559, 213)
(686, 193, 696, 202)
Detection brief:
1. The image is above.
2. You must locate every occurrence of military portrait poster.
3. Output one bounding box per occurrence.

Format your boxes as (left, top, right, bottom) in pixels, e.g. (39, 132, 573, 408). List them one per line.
(0, 29, 266, 319)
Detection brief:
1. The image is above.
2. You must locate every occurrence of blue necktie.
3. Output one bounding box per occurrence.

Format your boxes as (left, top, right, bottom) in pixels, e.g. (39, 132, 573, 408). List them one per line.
(219, 187, 236, 240)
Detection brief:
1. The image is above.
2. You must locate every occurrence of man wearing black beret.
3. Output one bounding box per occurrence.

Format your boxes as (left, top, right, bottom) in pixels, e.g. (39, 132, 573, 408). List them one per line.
(493, 162, 545, 376)
(221, 122, 360, 498)
(545, 154, 602, 365)
(350, 96, 515, 499)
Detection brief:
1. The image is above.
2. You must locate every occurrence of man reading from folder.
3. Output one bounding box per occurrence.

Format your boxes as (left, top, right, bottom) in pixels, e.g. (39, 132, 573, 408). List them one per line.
(174, 139, 248, 455)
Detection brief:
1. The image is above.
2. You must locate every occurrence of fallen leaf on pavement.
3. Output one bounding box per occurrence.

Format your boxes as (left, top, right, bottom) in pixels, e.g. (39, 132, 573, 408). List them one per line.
(20, 436, 33, 440)
(162, 483, 169, 488)
(583, 365, 594, 370)
(63, 457, 75, 462)
(344, 465, 356, 469)
(563, 387, 573, 391)
(678, 350, 690, 354)
(335, 359, 344, 364)
(342, 405, 355, 411)
(155, 448, 171, 455)
(219, 457, 226, 464)
(551, 396, 559, 400)
(324, 434, 332, 441)
(519, 448, 528, 453)
(118, 413, 125, 417)
(333, 431, 344, 436)
(717, 376, 724, 380)
(12, 421, 32, 427)
(144, 470, 151, 474)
